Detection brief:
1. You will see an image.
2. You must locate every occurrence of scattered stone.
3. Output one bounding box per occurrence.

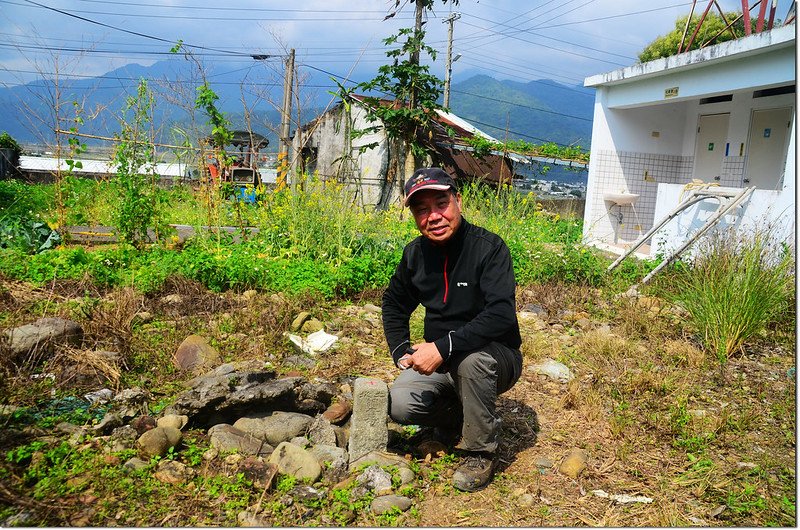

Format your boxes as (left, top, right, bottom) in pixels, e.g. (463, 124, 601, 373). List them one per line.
(371, 495, 412, 515)
(131, 311, 153, 325)
(737, 462, 757, 470)
(291, 436, 311, 448)
(3, 317, 83, 362)
(154, 460, 193, 484)
(2, 511, 33, 527)
(55, 421, 83, 435)
(237, 509, 269, 527)
(534, 457, 554, 469)
(709, 505, 726, 518)
(291, 484, 326, 504)
(112, 388, 151, 421)
(242, 289, 258, 300)
(416, 440, 448, 459)
(238, 457, 279, 489)
(308, 416, 337, 446)
(225, 454, 243, 466)
(284, 355, 316, 370)
(136, 426, 182, 459)
(518, 494, 535, 507)
(590, 490, 653, 504)
(348, 378, 389, 462)
(349, 451, 410, 471)
(522, 303, 548, 318)
(123, 457, 149, 472)
(559, 448, 587, 478)
(574, 318, 592, 330)
(131, 415, 157, 435)
(162, 294, 183, 305)
(528, 358, 574, 383)
(357, 464, 394, 495)
(108, 425, 138, 452)
(173, 335, 221, 374)
(208, 424, 273, 457)
(157, 414, 189, 431)
(518, 312, 547, 330)
(234, 411, 314, 446)
(203, 448, 219, 461)
(84, 388, 114, 405)
(322, 400, 352, 424)
(268, 442, 322, 482)
(398, 467, 416, 486)
(301, 318, 324, 333)
(688, 409, 708, 418)
(94, 413, 124, 435)
(291, 312, 312, 332)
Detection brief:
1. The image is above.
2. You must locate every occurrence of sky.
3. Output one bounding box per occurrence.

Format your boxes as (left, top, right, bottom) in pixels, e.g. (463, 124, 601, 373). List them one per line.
(0, 0, 795, 92)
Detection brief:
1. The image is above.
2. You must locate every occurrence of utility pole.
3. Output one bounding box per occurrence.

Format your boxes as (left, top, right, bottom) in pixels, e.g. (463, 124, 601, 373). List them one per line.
(278, 48, 295, 188)
(443, 12, 461, 108)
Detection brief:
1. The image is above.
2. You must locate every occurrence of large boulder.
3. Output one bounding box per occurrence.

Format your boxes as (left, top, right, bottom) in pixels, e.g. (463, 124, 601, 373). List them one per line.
(233, 412, 314, 446)
(2, 317, 83, 363)
(267, 442, 322, 482)
(173, 335, 222, 374)
(164, 363, 319, 427)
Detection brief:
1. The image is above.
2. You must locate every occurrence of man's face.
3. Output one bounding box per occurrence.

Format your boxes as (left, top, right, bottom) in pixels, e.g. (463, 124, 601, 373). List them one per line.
(409, 189, 463, 245)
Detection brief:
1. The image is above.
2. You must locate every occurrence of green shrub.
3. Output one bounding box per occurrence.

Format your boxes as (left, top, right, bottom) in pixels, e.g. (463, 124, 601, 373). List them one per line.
(662, 229, 794, 363)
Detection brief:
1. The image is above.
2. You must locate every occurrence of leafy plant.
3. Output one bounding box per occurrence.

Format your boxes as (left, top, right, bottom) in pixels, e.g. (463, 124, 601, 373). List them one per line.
(0, 131, 22, 157)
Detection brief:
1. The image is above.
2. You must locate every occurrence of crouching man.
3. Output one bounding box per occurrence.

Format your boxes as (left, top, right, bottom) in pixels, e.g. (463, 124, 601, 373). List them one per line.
(382, 167, 523, 492)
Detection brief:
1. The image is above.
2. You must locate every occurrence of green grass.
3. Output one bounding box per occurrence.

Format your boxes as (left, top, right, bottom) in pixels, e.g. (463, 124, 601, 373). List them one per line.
(660, 229, 794, 364)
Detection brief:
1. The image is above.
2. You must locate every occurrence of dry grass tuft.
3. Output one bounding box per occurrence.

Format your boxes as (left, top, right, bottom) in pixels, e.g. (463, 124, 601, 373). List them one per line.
(55, 346, 122, 390)
(663, 339, 706, 369)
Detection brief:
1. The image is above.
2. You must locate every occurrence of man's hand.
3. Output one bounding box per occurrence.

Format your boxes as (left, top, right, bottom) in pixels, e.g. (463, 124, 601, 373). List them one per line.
(407, 342, 443, 375)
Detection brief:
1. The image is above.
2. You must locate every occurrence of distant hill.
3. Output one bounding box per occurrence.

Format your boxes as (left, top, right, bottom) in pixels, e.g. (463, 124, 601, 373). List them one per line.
(448, 75, 593, 148)
(0, 60, 594, 152)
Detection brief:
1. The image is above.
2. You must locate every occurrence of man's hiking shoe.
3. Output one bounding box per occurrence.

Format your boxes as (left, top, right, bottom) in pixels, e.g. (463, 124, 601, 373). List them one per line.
(452, 452, 498, 492)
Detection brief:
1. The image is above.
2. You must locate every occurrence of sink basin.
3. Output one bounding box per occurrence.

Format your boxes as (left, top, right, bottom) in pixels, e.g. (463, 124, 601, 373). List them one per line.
(604, 192, 639, 206)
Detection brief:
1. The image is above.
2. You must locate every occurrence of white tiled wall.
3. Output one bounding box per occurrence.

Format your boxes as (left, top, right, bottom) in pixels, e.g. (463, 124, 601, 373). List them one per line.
(587, 150, 694, 243)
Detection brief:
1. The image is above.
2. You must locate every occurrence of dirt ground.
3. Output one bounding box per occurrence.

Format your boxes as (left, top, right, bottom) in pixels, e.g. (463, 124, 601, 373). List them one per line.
(0, 277, 795, 526)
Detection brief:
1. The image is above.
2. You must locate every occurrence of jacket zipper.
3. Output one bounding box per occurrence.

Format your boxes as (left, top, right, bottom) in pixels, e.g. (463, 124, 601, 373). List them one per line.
(442, 254, 449, 303)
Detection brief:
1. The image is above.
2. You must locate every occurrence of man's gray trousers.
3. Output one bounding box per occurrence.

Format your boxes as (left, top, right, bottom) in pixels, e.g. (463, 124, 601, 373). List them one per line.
(388, 341, 523, 454)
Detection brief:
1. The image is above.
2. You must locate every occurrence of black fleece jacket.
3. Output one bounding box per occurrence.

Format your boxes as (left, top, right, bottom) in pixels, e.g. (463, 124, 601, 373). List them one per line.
(382, 217, 522, 369)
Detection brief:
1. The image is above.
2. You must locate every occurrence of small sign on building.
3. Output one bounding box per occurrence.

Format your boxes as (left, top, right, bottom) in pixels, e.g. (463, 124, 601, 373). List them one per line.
(664, 86, 679, 99)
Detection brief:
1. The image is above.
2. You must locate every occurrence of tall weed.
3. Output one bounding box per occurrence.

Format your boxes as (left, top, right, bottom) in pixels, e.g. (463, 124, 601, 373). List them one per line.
(663, 228, 794, 363)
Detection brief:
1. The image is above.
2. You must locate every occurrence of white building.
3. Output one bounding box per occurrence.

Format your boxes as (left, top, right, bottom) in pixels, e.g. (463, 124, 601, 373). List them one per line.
(582, 25, 795, 259)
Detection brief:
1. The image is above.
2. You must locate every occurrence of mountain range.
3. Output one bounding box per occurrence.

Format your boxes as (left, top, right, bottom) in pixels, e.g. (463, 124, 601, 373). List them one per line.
(0, 60, 594, 151)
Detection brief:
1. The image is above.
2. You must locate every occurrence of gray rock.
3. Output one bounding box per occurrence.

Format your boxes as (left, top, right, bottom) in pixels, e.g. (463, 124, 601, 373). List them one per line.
(348, 378, 389, 462)
(309, 444, 349, 482)
(291, 484, 326, 504)
(123, 457, 149, 472)
(518, 493, 535, 507)
(349, 450, 410, 471)
(136, 426, 182, 459)
(308, 416, 337, 446)
(363, 303, 382, 313)
(164, 366, 308, 427)
(371, 495, 412, 515)
(357, 465, 393, 495)
(242, 289, 258, 300)
(398, 467, 416, 486)
(94, 412, 124, 435)
(290, 436, 311, 448)
(237, 509, 270, 527)
(528, 358, 574, 383)
(522, 303, 548, 318)
(112, 388, 151, 420)
(3, 317, 83, 362)
(284, 355, 316, 369)
(574, 317, 592, 330)
(173, 335, 221, 374)
(267, 442, 322, 482)
(108, 425, 138, 452)
(157, 414, 189, 431)
(1, 511, 33, 527)
(84, 388, 114, 405)
(208, 424, 273, 456)
(534, 457, 554, 469)
(161, 294, 183, 304)
(234, 411, 314, 446)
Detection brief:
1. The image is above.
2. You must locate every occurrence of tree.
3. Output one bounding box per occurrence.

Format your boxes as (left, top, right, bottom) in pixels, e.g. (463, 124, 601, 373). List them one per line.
(350, 0, 457, 208)
(638, 11, 755, 62)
